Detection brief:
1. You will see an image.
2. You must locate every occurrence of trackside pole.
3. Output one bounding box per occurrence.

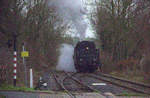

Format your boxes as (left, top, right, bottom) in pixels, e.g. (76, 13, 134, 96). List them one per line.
(30, 68, 33, 88)
(13, 35, 17, 86)
(22, 43, 28, 87)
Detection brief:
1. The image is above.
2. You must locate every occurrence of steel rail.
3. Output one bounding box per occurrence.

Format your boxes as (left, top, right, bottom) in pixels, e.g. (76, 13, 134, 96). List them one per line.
(64, 72, 107, 97)
(88, 73, 150, 95)
(64, 72, 94, 92)
(52, 72, 76, 98)
(100, 73, 150, 88)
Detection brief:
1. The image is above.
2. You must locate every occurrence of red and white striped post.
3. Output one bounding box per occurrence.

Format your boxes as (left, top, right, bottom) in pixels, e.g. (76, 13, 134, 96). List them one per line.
(13, 35, 17, 86)
(13, 51, 17, 86)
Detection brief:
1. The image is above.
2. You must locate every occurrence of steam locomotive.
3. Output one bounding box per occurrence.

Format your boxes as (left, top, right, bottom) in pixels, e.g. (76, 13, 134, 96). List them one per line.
(73, 41, 101, 73)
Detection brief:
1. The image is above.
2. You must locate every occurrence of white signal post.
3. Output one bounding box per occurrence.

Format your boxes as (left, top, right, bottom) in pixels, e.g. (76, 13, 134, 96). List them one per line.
(30, 68, 33, 88)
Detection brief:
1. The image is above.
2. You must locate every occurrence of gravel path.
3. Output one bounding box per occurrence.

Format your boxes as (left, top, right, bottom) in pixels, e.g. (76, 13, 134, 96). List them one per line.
(1, 91, 150, 98)
(0, 91, 105, 98)
(0, 91, 39, 98)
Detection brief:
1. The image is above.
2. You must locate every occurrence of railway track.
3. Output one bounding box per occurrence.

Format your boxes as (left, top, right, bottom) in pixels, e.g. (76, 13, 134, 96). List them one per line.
(63, 72, 89, 92)
(52, 72, 76, 98)
(52, 72, 94, 98)
(50, 71, 150, 97)
(64, 72, 113, 97)
(64, 72, 99, 92)
(52, 72, 106, 98)
(88, 72, 150, 95)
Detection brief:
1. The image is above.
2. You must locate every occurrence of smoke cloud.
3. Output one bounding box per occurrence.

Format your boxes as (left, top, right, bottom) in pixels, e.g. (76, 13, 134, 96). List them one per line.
(48, 0, 87, 40)
(56, 44, 76, 72)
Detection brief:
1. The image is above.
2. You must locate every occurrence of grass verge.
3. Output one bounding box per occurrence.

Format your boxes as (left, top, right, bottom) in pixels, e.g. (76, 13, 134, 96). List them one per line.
(116, 92, 149, 96)
(110, 71, 149, 84)
(0, 95, 6, 98)
(0, 84, 34, 92)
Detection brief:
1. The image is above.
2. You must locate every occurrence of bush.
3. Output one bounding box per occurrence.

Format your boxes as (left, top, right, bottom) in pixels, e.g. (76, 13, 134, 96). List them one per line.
(142, 60, 150, 81)
(100, 52, 116, 73)
(116, 58, 139, 73)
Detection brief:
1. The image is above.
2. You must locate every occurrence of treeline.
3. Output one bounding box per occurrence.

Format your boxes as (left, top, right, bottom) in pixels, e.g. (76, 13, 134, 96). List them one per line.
(92, 0, 150, 81)
(0, 0, 70, 85)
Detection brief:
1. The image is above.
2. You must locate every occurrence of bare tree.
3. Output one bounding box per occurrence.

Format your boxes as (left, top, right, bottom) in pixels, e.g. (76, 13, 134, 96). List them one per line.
(0, 0, 68, 85)
(93, 0, 150, 80)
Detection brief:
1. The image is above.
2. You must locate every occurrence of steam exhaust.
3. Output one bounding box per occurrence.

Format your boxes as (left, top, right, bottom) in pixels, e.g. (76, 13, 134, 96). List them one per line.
(56, 44, 76, 72)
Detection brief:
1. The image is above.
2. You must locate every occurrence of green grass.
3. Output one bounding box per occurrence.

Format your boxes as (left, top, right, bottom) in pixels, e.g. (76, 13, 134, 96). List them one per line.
(116, 92, 149, 96)
(0, 95, 6, 98)
(110, 71, 149, 84)
(0, 84, 34, 92)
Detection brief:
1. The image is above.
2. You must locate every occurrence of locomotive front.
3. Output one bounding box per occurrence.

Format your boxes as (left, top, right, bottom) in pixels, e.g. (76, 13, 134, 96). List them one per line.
(73, 41, 100, 73)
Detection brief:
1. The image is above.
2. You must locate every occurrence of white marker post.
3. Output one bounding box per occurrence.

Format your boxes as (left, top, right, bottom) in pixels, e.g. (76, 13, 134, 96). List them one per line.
(30, 68, 33, 88)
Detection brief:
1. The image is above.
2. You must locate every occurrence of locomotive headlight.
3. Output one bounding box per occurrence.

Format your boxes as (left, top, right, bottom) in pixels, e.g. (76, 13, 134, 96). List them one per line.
(93, 58, 97, 61)
(86, 47, 89, 50)
(80, 58, 83, 61)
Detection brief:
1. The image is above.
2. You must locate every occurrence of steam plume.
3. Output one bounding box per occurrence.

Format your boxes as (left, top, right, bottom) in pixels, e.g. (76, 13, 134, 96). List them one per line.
(56, 44, 76, 72)
(48, 0, 87, 40)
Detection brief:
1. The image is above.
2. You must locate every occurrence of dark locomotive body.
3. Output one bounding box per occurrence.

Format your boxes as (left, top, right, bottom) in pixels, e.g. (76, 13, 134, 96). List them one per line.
(73, 41, 100, 73)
